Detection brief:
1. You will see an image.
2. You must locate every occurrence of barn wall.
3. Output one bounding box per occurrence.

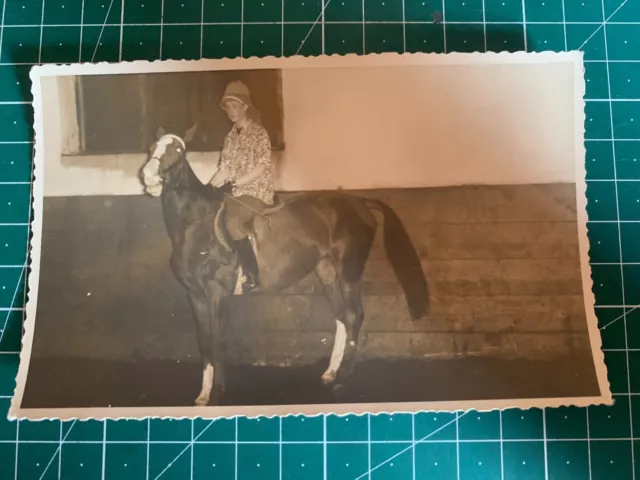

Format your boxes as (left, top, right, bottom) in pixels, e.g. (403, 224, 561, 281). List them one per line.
(30, 183, 592, 365)
(41, 59, 578, 196)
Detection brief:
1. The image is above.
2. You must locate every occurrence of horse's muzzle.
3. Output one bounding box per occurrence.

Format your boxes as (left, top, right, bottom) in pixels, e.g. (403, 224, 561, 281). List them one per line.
(142, 158, 163, 197)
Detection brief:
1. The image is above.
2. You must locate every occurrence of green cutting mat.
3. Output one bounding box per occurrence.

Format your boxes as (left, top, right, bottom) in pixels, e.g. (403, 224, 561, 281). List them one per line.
(1, 0, 639, 478)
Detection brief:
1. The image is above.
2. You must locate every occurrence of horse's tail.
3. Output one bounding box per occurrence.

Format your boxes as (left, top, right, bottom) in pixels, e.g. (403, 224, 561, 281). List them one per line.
(366, 199, 429, 321)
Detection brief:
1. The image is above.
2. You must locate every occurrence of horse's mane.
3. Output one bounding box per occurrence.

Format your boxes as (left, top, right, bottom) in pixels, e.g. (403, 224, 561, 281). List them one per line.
(179, 154, 231, 203)
(201, 183, 224, 202)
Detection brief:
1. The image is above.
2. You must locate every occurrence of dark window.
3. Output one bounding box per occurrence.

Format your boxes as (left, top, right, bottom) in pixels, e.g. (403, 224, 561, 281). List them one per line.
(74, 69, 285, 155)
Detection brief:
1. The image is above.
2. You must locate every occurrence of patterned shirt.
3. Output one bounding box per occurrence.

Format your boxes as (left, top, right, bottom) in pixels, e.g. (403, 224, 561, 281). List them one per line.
(219, 118, 275, 205)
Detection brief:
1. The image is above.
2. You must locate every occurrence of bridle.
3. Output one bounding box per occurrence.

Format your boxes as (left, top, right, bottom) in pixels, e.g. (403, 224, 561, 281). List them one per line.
(158, 155, 185, 177)
(149, 134, 187, 180)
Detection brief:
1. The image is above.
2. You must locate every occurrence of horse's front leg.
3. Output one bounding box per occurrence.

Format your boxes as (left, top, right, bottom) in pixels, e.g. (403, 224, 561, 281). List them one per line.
(188, 291, 215, 406)
(207, 285, 228, 399)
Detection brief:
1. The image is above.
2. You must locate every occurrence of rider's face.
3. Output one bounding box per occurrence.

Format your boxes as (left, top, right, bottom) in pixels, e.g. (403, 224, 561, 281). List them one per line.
(222, 99, 248, 124)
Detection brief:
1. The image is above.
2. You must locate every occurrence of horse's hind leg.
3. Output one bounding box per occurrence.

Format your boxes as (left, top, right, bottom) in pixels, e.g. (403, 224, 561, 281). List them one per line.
(322, 318, 348, 384)
(316, 257, 346, 384)
(316, 257, 363, 385)
(335, 282, 364, 383)
(319, 283, 364, 386)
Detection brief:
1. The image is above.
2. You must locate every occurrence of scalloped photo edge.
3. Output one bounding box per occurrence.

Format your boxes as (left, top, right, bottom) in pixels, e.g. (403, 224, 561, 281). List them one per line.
(9, 50, 612, 421)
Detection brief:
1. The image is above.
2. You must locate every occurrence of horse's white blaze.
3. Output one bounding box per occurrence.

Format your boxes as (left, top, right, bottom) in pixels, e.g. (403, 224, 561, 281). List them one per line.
(195, 363, 214, 406)
(142, 157, 162, 196)
(151, 134, 185, 159)
(321, 320, 347, 384)
(151, 137, 171, 159)
(142, 135, 186, 197)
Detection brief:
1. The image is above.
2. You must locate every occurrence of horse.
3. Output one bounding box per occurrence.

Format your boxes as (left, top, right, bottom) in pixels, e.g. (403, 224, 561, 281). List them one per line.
(140, 125, 430, 406)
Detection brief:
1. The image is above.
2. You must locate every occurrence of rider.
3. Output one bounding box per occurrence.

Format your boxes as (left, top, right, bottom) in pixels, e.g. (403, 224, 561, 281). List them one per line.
(210, 80, 275, 292)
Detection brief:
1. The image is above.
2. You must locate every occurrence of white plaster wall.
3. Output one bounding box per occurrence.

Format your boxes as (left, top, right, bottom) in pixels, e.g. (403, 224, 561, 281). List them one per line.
(41, 60, 579, 197)
(280, 62, 578, 190)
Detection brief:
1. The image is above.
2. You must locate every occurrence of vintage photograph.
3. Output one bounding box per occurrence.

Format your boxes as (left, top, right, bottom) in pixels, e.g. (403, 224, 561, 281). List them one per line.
(11, 53, 610, 420)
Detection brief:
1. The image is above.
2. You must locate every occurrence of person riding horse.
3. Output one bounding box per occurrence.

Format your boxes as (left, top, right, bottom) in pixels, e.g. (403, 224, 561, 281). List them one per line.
(142, 115, 429, 405)
(209, 80, 275, 292)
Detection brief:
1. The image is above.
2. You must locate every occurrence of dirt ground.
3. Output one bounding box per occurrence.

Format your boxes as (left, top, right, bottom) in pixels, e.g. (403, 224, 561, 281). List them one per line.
(21, 354, 599, 409)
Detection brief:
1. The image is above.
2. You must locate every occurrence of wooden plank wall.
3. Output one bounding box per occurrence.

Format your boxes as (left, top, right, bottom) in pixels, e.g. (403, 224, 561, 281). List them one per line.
(33, 183, 592, 365)
(223, 184, 588, 365)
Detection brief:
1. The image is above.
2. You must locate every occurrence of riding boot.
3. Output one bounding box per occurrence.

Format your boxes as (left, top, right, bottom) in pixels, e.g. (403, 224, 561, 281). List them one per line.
(235, 237, 259, 292)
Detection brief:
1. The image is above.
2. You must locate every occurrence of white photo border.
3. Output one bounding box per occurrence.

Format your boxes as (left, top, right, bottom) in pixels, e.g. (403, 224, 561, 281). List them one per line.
(9, 51, 611, 421)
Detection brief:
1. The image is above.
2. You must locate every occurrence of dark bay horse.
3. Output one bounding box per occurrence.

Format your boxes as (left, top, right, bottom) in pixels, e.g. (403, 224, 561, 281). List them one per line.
(141, 126, 429, 406)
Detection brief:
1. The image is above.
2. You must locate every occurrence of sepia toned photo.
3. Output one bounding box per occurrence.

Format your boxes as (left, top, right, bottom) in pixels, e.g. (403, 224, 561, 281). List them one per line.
(11, 52, 610, 420)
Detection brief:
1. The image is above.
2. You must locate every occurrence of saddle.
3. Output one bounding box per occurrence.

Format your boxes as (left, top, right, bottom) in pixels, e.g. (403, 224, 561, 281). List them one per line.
(227, 193, 286, 221)
(222, 191, 316, 235)
(212, 191, 314, 294)
(211, 194, 282, 294)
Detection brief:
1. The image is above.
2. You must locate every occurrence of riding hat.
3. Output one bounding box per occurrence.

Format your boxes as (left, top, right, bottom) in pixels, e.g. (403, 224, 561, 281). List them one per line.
(220, 80, 252, 108)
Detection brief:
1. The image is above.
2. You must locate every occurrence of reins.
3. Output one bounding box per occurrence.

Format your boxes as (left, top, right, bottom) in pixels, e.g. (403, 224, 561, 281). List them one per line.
(159, 157, 185, 177)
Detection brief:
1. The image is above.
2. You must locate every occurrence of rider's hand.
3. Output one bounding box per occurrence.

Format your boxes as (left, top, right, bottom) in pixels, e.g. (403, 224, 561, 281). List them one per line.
(211, 168, 230, 187)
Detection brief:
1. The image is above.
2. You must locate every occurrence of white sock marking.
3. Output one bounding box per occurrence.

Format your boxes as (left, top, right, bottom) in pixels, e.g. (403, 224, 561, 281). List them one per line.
(233, 265, 245, 295)
(322, 320, 347, 383)
(195, 363, 214, 406)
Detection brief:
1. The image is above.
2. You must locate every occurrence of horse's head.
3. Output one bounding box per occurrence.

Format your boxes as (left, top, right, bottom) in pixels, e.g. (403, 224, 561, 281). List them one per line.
(141, 124, 197, 197)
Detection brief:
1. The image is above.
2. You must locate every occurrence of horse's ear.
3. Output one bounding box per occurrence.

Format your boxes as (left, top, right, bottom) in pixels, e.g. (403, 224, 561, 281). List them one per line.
(184, 123, 198, 144)
(156, 126, 166, 140)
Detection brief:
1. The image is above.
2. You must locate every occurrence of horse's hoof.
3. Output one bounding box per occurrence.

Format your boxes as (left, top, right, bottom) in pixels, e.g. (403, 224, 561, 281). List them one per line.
(195, 395, 209, 406)
(321, 372, 337, 385)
